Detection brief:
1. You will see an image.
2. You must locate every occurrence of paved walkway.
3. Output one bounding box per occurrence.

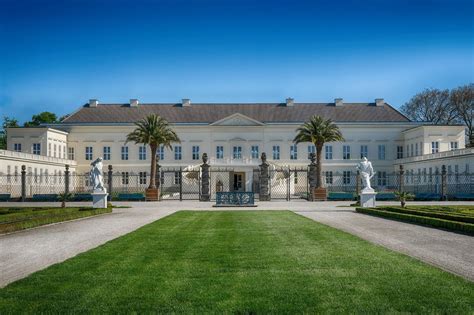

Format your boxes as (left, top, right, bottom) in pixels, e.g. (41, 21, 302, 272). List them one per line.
(1, 201, 473, 287)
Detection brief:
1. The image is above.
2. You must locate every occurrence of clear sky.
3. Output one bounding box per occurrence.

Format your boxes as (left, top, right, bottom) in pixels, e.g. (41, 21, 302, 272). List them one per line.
(0, 0, 473, 122)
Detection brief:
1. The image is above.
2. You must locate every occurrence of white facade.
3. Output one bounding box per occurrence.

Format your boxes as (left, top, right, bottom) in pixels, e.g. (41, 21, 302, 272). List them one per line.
(4, 101, 469, 193)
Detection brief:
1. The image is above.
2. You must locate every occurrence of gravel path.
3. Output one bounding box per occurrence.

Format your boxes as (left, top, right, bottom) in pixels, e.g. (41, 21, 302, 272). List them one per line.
(296, 210, 474, 281)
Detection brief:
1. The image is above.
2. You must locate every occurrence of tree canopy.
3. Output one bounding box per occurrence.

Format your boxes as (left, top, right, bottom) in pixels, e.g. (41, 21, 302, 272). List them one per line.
(23, 111, 58, 127)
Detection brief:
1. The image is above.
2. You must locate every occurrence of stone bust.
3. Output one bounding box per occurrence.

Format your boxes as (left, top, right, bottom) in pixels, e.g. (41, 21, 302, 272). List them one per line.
(202, 152, 208, 164)
(261, 152, 267, 163)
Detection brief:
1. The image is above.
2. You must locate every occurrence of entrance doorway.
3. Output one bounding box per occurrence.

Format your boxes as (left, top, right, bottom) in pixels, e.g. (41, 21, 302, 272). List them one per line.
(233, 172, 245, 192)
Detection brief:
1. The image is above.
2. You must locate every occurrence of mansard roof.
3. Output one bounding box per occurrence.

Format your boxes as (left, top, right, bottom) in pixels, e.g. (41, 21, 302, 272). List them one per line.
(61, 102, 410, 124)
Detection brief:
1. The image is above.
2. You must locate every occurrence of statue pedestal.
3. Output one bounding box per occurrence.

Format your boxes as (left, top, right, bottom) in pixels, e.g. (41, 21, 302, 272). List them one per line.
(360, 189, 376, 208)
(92, 190, 108, 208)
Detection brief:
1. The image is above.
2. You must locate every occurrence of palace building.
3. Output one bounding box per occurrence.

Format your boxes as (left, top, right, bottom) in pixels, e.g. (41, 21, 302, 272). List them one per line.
(2, 98, 472, 198)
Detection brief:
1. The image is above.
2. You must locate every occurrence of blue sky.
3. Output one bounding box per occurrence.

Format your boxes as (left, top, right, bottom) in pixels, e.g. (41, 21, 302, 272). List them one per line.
(0, 0, 473, 122)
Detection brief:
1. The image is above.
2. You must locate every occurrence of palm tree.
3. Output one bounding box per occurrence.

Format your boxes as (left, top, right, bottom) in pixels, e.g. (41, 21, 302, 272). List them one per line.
(293, 116, 344, 198)
(395, 191, 414, 208)
(126, 114, 180, 200)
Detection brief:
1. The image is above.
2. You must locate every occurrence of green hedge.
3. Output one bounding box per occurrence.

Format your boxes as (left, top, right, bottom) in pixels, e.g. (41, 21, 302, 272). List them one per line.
(356, 207, 474, 235)
(376, 206, 474, 224)
(0, 207, 112, 234)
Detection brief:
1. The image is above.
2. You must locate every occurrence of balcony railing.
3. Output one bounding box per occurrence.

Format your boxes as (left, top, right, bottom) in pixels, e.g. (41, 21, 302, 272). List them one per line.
(0, 150, 77, 165)
(394, 148, 474, 164)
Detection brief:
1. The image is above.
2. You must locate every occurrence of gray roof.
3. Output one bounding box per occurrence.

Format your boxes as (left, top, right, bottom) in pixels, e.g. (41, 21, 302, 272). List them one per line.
(61, 102, 410, 124)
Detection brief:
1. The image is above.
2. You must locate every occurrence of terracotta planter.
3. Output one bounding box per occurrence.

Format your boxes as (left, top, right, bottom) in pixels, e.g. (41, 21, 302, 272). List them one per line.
(313, 187, 327, 201)
(146, 188, 160, 201)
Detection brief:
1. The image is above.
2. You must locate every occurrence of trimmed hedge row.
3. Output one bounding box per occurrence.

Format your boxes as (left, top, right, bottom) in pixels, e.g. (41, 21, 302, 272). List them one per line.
(356, 207, 474, 235)
(377, 206, 474, 224)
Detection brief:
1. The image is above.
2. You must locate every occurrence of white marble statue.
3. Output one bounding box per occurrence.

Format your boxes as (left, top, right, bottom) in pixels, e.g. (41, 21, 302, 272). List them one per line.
(90, 157, 106, 193)
(357, 157, 375, 192)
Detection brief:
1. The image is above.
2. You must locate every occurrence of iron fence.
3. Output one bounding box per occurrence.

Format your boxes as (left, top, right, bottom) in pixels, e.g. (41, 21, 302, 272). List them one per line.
(0, 166, 473, 202)
(269, 167, 309, 200)
(209, 168, 233, 200)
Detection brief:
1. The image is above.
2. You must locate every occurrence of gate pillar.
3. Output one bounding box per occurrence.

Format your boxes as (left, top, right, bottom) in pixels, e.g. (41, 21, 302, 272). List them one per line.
(200, 153, 210, 201)
(259, 153, 271, 201)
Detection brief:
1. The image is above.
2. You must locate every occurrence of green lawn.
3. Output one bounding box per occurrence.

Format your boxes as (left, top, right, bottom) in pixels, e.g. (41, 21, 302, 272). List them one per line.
(0, 206, 112, 234)
(0, 211, 473, 313)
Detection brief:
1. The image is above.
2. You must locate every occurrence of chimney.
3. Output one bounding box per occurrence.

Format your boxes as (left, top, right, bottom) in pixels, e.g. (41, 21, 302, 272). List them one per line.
(89, 99, 99, 107)
(130, 99, 139, 107)
(285, 97, 294, 107)
(182, 98, 191, 107)
(334, 98, 343, 106)
(375, 98, 385, 106)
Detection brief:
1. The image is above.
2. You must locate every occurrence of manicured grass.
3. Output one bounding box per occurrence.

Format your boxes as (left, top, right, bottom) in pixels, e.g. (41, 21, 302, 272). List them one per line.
(0, 211, 473, 313)
(0, 206, 112, 234)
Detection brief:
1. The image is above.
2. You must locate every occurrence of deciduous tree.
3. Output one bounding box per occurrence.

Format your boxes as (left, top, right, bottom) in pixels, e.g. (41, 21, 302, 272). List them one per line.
(401, 88, 457, 124)
(450, 84, 474, 147)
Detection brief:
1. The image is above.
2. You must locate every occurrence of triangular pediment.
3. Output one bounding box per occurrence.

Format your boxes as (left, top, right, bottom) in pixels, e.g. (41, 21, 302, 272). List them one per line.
(210, 113, 265, 126)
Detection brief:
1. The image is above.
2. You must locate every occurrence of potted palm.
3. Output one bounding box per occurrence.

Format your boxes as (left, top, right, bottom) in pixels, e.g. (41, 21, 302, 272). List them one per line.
(126, 114, 180, 201)
(293, 115, 344, 201)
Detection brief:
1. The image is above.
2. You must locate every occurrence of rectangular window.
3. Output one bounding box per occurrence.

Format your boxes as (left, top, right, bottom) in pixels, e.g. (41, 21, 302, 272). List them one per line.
(103, 146, 111, 160)
(272, 145, 280, 160)
(420, 142, 423, 155)
(192, 145, 200, 160)
(174, 171, 182, 185)
(63, 146, 66, 159)
(251, 145, 259, 159)
(360, 145, 368, 159)
(54, 144, 57, 158)
(68, 147, 75, 160)
(139, 146, 147, 160)
(139, 172, 147, 185)
(14, 143, 21, 152)
(410, 143, 414, 157)
(343, 145, 351, 160)
(32, 143, 41, 155)
(397, 145, 404, 159)
(378, 145, 386, 160)
(431, 141, 439, 154)
(290, 145, 298, 160)
(325, 171, 333, 185)
(233, 146, 242, 159)
(48, 143, 51, 156)
(85, 146, 93, 160)
(343, 171, 351, 185)
(157, 145, 164, 160)
(450, 141, 458, 151)
(325, 145, 333, 160)
(377, 171, 387, 186)
(121, 146, 129, 160)
(406, 144, 410, 157)
(174, 146, 182, 160)
(216, 146, 224, 159)
(415, 143, 419, 156)
(121, 172, 129, 185)
(308, 145, 316, 158)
